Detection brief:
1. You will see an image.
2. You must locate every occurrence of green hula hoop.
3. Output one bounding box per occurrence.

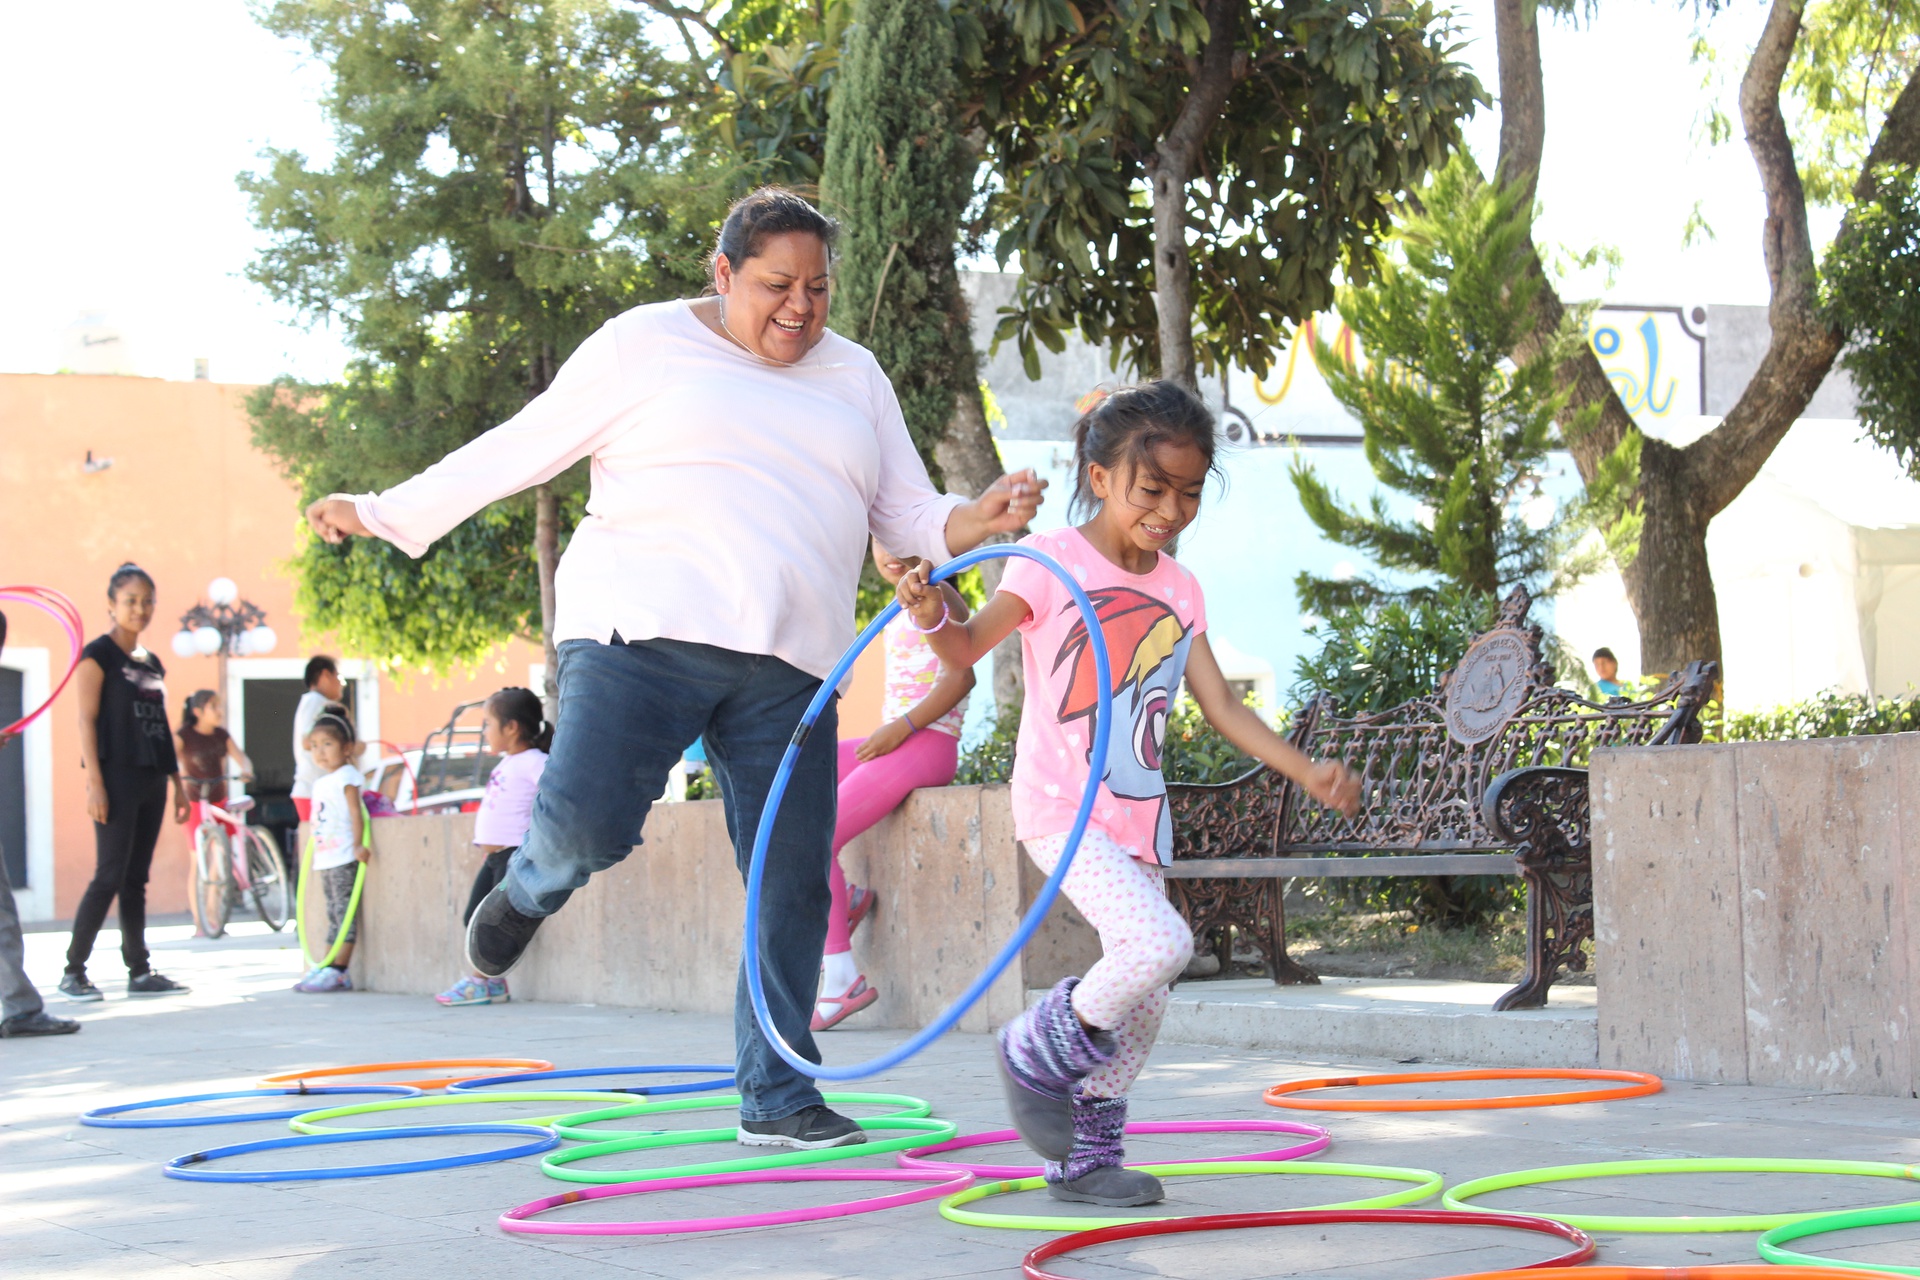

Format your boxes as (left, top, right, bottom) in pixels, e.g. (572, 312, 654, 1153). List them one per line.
(294, 813, 369, 969)
(1759, 1201, 1920, 1274)
(542, 1115, 957, 1184)
(289, 1091, 644, 1135)
(1443, 1158, 1920, 1233)
(939, 1160, 1445, 1231)
(548, 1092, 931, 1142)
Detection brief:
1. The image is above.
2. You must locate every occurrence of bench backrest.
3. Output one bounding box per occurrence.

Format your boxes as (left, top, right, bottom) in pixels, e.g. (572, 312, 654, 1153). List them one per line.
(1169, 587, 1718, 857)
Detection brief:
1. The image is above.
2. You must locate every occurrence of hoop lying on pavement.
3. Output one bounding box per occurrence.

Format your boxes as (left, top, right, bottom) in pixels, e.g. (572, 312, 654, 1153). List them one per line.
(164, 1124, 558, 1182)
(1263, 1068, 1662, 1112)
(1019, 1208, 1596, 1280)
(259, 1058, 554, 1092)
(447, 1064, 735, 1097)
(501, 1167, 975, 1236)
(82, 1085, 421, 1129)
(548, 1092, 931, 1142)
(1442, 1157, 1920, 1232)
(939, 1160, 1445, 1231)
(288, 1090, 646, 1134)
(1429, 1268, 1892, 1280)
(896, 1119, 1332, 1179)
(1758, 1201, 1920, 1275)
(542, 1116, 957, 1184)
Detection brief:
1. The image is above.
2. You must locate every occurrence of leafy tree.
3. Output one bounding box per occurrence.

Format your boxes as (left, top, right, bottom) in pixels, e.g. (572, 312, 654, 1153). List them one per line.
(1289, 157, 1639, 615)
(1823, 168, 1920, 469)
(1489, 0, 1920, 675)
(956, 0, 1485, 390)
(243, 0, 714, 678)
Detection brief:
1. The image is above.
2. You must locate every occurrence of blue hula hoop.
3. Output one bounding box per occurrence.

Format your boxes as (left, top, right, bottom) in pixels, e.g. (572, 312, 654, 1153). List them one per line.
(447, 1065, 736, 1096)
(82, 1085, 424, 1129)
(742, 543, 1112, 1082)
(163, 1123, 558, 1182)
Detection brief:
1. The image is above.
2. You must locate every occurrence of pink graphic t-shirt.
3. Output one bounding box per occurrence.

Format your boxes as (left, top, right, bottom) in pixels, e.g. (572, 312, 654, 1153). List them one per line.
(999, 526, 1208, 866)
(880, 613, 968, 739)
(473, 747, 548, 847)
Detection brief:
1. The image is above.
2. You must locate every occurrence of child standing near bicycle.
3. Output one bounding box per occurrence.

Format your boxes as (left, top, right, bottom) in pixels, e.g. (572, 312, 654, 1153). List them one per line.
(435, 687, 550, 1007)
(898, 382, 1361, 1208)
(296, 709, 367, 993)
(177, 691, 254, 834)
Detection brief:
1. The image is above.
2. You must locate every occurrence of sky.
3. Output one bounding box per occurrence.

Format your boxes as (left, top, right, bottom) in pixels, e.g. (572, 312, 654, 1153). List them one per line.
(0, 0, 1825, 387)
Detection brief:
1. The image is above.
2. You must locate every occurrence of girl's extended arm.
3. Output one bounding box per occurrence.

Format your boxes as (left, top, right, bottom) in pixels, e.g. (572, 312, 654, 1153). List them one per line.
(897, 563, 1030, 670)
(1185, 634, 1363, 818)
(226, 736, 255, 783)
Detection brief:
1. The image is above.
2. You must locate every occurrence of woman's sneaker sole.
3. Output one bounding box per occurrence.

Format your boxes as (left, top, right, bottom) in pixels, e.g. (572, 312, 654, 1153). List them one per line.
(733, 1127, 867, 1150)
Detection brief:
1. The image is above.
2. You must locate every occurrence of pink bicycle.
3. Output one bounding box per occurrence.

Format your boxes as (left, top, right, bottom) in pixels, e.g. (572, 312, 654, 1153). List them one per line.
(185, 778, 290, 938)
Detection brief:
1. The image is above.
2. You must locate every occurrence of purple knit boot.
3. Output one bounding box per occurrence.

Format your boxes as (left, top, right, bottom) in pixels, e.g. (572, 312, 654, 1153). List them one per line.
(994, 977, 1117, 1162)
(1043, 1092, 1165, 1206)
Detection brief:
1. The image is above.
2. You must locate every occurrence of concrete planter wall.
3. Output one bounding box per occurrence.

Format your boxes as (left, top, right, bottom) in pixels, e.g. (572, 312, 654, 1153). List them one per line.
(1593, 735, 1920, 1097)
(311, 784, 1099, 1033)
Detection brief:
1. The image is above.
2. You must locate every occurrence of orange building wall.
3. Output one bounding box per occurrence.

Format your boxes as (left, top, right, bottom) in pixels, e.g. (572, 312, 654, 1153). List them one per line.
(1, 372, 883, 922)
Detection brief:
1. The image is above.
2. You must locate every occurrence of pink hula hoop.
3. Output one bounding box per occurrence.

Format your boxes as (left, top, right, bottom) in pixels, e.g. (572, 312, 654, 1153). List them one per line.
(0, 586, 85, 737)
(895, 1119, 1332, 1179)
(500, 1167, 975, 1236)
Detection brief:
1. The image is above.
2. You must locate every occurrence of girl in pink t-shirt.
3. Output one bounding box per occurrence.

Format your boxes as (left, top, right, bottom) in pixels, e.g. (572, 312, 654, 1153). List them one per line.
(899, 381, 1361, 1209)
(813, 539, 975, 1031)
(435, 688, 550, 1007)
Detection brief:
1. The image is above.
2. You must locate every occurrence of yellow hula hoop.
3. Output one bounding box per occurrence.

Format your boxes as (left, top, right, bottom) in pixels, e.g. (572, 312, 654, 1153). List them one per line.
(295, 810, 370, 969)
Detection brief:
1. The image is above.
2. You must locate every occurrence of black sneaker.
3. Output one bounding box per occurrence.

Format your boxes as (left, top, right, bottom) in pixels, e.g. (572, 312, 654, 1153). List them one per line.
(127, 971, 190, 997)
(0, 1009, 82, 1037)
(57, 973, 103, 1002)
(465, 886, 544, 978)
(736, 1104, 868, 1150)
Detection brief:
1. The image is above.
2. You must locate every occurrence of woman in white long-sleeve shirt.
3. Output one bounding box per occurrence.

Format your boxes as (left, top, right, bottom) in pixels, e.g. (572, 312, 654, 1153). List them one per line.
(305, 188, 1043, 1151)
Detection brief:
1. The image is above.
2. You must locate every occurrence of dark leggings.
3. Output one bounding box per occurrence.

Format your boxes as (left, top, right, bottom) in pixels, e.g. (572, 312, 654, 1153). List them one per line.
(462, 847, 518, 926)
(67, 770, 170, 977)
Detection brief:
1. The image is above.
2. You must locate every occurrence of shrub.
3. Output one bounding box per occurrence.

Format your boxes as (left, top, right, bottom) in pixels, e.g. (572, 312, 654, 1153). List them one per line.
(1717, 688, 1920, 742)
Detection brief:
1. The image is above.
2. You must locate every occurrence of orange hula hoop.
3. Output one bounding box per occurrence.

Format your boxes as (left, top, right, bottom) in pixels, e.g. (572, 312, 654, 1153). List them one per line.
(1434, 1269, 1888, 1280)
(1263, 1067, 1663, 1112)
(261, 1058, 555, 1092)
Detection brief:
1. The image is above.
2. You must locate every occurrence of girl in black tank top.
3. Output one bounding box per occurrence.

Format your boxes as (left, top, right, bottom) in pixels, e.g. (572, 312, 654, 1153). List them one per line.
(61, 565, 190, 1001)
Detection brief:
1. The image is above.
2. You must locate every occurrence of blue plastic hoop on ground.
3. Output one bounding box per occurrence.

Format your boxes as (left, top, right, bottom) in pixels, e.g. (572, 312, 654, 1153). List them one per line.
(447, 1065, 736, 1096)
(163, 1123, 558, 1182)
(742, 543, 1112, 1082)
(81, 1085, 424, 1128)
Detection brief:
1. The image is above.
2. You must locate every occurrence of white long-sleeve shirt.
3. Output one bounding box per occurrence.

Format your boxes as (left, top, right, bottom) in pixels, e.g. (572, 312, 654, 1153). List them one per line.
(354, 300, 965, 683)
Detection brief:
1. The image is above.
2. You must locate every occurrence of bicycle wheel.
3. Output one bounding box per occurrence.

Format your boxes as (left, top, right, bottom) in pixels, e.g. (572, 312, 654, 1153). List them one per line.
(246, 828, 291, 931)
(193, 825, 233, 939)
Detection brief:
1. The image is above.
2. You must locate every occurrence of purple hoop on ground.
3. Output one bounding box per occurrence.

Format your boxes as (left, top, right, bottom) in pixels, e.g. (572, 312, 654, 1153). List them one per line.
(498, 1167, 975, 1236)
(894, 1119, 1332, 1179)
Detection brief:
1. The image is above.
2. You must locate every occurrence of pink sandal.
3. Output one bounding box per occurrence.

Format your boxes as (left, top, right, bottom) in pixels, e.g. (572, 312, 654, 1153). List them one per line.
(847, 884, 877, 934)
(811, 976, 878, 1031)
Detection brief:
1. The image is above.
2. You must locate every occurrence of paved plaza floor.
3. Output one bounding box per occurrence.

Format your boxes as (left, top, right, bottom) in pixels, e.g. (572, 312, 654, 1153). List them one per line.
(7, 921, 1920, 1279)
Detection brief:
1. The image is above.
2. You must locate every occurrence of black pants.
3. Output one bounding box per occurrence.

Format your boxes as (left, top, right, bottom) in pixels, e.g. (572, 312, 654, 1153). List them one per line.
(67, 770, 169, 977)
(462, 846, 518, 926)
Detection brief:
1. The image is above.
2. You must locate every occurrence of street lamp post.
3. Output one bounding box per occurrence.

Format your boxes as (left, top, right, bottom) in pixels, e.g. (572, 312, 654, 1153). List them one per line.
(171, 577, 278, 705)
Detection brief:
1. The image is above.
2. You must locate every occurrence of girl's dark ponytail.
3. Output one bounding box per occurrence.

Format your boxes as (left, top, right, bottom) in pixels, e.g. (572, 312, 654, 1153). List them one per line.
(180, 689, 218, 733)
(1067, 380, 1222, 519)
(489, 687, 551, 752)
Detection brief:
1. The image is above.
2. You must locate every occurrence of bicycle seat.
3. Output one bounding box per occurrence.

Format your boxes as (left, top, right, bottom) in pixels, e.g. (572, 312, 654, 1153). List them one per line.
(224, 797, 256, 815)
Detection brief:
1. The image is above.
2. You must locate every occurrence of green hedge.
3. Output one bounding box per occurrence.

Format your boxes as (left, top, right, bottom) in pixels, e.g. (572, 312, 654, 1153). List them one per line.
(1717, 689, 1920, 742)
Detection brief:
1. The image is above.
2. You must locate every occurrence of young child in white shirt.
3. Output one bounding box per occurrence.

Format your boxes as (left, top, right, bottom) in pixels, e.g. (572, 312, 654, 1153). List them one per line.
(295, 710, 367, 993)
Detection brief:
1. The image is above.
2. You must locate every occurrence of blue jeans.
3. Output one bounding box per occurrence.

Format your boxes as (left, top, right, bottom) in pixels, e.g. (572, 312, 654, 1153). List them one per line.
(503, 637, 839, 1122)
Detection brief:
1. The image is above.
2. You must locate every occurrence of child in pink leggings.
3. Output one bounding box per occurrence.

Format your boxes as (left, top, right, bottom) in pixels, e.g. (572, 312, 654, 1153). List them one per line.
(813, 539, 975, 1030)
(899, 381, 1361, 1209)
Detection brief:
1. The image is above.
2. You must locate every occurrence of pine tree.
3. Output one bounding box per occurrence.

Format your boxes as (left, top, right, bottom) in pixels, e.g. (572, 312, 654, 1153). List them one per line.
(1290, 158, 1639, 616)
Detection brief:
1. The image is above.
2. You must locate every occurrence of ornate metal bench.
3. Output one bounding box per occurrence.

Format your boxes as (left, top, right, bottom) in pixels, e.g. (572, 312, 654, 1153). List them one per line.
(1164, 588, 1716, 1010)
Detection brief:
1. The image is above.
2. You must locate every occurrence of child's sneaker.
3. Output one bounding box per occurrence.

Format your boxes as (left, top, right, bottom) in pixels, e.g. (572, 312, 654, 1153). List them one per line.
(294, 966, 352, 993)
(486, 976, 510, 1003)
(436, 974, 494, 1006)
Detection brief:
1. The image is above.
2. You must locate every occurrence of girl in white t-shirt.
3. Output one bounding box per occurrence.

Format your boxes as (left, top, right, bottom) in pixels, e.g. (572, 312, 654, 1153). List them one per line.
(295, 710, 367, 993)
(436, 688, 550, 1006)
(898, 382, 1363, 1207)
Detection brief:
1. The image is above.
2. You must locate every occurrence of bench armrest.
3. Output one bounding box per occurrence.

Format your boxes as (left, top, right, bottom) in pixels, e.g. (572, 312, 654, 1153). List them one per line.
(1482, 766, 1589, 853)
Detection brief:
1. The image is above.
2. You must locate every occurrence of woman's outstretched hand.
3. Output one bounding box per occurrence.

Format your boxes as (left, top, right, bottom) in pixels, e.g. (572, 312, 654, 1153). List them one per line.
(1305, 759, 1364, 820)
(895, 561, 946, 631)
(945, 469, 1047, 553)
(305, 495, 370, 544)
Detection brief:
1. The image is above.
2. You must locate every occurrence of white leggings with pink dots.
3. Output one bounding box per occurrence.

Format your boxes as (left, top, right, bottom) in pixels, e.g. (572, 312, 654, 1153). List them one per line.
(1024, 828, 1195, 1099)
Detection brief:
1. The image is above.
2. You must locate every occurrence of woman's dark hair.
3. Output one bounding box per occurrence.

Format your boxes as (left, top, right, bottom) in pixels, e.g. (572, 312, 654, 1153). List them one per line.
(310, 704, 356, 748)
(180, 689, 218, 733)
(304, 654, 339, 688)
(488, 687, 553, 753)
(108, 562, 155, 598)
(1068, 381, 1222, 519)
(711, 187, 838, 281)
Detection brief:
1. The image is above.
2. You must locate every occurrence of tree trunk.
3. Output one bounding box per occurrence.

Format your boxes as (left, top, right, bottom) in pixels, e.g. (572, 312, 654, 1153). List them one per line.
(534, 481, 560, 721)
(1147, 0, 1244, 391)
(1621, 442, 1721, 674)
(935, 384, 1023, 711)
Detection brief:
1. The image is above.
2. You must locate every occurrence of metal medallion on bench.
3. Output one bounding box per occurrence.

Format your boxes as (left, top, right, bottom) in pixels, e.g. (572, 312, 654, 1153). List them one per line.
(1163, 587, 1716, 1010)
